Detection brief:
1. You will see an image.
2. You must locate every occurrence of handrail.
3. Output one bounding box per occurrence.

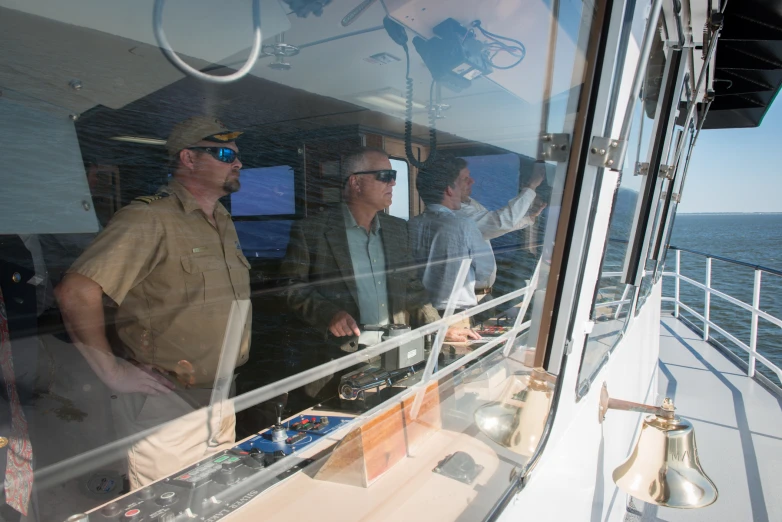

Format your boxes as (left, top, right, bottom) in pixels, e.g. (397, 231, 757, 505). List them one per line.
(36, 259, 536, 489)
(663, 247, 782, 390)
(669, 245, 782, 278)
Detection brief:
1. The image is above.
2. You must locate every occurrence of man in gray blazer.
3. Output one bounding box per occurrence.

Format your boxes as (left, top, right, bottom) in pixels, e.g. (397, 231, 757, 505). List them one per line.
(281, 147, 477, 398)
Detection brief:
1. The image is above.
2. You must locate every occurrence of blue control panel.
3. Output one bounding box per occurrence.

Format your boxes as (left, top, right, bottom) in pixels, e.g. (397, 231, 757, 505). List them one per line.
(237, 415, 353, 456)
(92, 415, 354, 521)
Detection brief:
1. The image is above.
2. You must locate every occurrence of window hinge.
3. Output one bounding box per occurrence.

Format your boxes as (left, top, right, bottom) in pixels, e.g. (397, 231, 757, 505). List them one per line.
(658, 164, 674, 179)
(671, 193, 681, 203)
(538, 133, 570, 162)
(635, 162, 649, 176)
(587, 136, 627, 169)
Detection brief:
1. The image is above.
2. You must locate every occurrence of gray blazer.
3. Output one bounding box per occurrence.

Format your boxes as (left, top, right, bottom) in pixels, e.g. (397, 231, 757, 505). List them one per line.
(280, 206, 440, 352)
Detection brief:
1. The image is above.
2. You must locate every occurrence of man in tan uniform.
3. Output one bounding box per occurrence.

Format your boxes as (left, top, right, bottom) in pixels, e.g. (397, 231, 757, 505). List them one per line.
(55, 116, 252, 489)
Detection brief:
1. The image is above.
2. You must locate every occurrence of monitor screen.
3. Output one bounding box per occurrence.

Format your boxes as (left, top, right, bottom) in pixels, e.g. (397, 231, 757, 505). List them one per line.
(231, 165, 295, 216)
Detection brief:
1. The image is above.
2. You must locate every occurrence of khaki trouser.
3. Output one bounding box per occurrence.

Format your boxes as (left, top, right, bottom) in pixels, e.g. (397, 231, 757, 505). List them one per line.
(112, 389, 235, 490)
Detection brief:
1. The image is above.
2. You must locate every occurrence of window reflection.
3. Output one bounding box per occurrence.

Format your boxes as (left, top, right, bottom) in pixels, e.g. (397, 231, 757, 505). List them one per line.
(0, 0, 597, 519)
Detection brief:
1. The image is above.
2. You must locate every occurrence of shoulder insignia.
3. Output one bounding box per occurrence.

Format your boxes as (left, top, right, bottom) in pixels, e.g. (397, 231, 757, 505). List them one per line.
(133, 193, 170, 205)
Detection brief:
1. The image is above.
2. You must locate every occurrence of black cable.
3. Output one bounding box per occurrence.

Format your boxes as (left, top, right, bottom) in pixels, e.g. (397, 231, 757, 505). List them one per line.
(473, 22, 526, 70)
(403, 44, 437, 169)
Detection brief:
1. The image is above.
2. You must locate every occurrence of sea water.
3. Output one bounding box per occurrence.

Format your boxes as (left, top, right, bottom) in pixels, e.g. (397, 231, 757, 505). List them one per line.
(665, 213, 782, 385)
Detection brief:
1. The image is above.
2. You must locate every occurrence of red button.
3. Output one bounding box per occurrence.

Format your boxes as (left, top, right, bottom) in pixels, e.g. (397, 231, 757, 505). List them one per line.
(125, 509, 140, 517)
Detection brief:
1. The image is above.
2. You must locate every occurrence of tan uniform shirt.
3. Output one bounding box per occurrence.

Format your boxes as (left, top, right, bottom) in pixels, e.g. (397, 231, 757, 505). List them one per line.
(69, 179, 251, 388)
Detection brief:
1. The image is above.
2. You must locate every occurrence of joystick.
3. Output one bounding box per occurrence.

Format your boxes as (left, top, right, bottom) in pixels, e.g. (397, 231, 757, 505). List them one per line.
(270, 402, 287, 443)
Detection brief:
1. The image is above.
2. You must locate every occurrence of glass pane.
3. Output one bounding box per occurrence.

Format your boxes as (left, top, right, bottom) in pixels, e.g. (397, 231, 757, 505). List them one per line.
(0, 1, 597, 519)
(387, 158, 410, 220)
(635, 77, 689, 314)
(658, 126, 694, 274)
(578, 8, 663, 390)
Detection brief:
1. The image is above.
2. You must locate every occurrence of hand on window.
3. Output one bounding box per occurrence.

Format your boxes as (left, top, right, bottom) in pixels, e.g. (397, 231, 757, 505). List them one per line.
(103, 359, 175, 395)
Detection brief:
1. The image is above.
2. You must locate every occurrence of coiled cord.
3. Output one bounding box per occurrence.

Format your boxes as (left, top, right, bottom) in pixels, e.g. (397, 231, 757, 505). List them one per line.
(403, 46, 437, 169)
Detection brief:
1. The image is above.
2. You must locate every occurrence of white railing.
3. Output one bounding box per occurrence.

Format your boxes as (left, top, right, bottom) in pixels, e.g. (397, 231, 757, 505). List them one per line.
(662, 247, 782, 387)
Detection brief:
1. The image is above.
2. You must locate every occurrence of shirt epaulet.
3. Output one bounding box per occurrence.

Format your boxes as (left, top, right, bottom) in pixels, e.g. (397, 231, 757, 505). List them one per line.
(133, 192, 170, 205)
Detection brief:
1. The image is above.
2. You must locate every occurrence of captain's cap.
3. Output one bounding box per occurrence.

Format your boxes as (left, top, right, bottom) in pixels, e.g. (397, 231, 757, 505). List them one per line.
(166, 116, 243, 157)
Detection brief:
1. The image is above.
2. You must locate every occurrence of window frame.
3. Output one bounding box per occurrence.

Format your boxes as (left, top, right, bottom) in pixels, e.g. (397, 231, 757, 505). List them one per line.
(621, 47, 689, 287)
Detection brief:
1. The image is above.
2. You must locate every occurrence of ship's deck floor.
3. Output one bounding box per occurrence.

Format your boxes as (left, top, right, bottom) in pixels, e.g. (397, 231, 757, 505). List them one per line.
(653, 316, 782, 522)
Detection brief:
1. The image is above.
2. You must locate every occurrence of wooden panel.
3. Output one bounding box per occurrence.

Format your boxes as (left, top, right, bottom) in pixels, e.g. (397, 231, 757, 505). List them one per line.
(364, 133, 384, 150)
(315, 383, 441, 487)
(401, 383, 441, 455)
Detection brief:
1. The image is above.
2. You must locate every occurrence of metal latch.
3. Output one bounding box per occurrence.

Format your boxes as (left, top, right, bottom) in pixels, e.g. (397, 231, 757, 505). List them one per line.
(538, 133, 570, 162)
(588, 136, 627, 169)
(635, 162, 650, 176)
(671, 193, 681, 203)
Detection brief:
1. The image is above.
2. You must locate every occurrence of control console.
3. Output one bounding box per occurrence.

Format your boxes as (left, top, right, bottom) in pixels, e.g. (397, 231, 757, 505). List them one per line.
(90, 415, 352, 521)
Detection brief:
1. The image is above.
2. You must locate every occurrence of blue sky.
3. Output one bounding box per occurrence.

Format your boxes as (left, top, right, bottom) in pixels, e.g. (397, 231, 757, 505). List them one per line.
(679, 98, 782, 213)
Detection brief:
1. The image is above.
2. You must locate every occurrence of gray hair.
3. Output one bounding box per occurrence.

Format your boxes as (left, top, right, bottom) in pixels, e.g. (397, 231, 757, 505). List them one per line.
(341, 146, 388, 186)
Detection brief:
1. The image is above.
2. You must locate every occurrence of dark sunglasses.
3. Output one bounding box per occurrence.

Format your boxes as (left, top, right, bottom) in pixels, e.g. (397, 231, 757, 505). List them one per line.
(350, 169, 397, 184)
(187, 146, 241, 164)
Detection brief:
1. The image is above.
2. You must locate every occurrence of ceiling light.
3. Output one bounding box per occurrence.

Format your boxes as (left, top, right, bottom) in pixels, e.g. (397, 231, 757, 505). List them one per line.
(110, 136, 167, 146)
(353, 88, 426, 113)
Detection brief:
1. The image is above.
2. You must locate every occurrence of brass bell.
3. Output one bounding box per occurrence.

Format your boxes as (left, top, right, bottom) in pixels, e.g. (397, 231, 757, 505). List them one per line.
(600, 385, 718, 509)
(613, 412, 717, 508)
(474, 368, 555, 457)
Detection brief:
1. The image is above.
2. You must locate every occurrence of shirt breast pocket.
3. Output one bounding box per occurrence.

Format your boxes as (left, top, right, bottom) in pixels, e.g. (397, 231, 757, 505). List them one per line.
(181, 254, 225, 304)
(229, 252, 251, 300)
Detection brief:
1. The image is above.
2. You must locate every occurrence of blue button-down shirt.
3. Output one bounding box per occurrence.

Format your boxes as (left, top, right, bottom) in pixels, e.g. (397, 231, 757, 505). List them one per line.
(408, 204, 496, 310)
(342, 205, 390, 332)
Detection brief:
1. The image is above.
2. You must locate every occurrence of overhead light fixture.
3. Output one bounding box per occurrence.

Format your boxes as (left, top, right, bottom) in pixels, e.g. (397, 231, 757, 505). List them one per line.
(354, 88, 426, 113)
(110, 136, 166, 146)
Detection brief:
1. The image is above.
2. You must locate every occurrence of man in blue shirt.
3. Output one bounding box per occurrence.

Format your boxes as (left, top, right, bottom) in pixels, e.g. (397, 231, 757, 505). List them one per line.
(408, 156, 497, 320)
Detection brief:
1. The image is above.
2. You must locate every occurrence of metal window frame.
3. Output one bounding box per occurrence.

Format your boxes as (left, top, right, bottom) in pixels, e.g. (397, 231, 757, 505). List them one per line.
(484, 0, 652, 515)
(651, 120, 696, 277)
(621, 47, 689, 287)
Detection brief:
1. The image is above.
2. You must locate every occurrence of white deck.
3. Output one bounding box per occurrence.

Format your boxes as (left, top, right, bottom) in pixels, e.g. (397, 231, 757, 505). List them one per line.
(653, 316, 782, 522)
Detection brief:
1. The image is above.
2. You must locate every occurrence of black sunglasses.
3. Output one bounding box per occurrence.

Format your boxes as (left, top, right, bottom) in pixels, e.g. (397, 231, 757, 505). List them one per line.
(350, 169, 397, 184)
(187, 146, 241, 164)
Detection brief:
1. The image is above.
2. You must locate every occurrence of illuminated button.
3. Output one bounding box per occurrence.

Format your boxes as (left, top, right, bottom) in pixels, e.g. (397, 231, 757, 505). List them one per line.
(157, 491, 177, 506)
(123, 508, 141, 520)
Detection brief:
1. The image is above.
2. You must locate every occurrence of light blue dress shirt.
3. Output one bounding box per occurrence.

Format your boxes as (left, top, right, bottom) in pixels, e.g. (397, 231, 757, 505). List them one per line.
(408, 204, 496, 310)
(342, 204, 390, 333)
